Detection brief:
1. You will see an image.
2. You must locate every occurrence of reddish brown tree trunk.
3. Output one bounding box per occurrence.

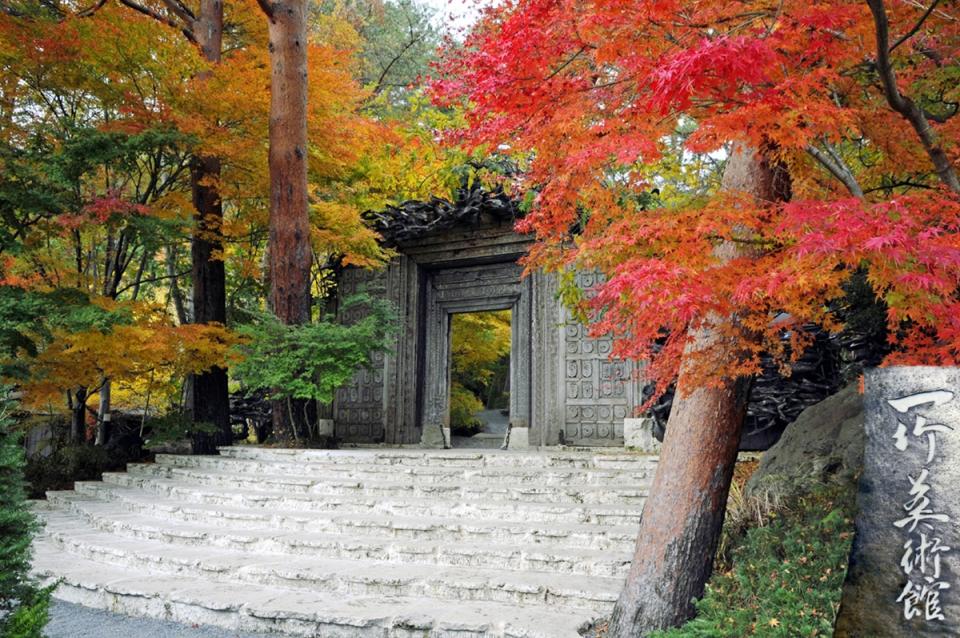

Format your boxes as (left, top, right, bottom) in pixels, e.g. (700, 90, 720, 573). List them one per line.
(261, 0, 312, 441)
(190, 0, 231, 454)
(109, 0, 231, 453)
(609, 145, 791, 636)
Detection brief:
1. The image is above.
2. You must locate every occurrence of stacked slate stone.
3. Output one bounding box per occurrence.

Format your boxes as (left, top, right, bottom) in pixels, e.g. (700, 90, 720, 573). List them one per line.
(647, 318, 890, 451)
(362, 183, 521, 247)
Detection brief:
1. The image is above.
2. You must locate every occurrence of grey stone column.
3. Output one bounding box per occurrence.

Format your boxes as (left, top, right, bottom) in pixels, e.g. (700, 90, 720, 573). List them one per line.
(420, 296, 451, 448)
(507, 277, 533, 449)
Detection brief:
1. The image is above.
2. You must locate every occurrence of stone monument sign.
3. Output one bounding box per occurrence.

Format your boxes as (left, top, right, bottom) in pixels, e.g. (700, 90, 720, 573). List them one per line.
(836, 366, 960, 636)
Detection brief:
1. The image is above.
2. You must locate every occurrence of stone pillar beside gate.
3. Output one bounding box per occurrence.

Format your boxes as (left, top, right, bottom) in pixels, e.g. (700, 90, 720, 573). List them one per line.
(420, 262, 533, 449)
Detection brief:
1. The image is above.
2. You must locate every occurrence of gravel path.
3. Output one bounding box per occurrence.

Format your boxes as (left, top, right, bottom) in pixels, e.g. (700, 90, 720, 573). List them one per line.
(451, 408, 510, 449)
(46, 600, 277, 638)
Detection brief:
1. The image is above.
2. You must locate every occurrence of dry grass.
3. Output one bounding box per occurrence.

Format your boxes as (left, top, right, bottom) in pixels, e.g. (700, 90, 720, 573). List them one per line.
(717, 458, 782, 568)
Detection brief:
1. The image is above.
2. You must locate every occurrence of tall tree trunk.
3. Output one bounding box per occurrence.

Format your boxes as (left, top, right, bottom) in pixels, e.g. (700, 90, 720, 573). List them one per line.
(94, 379, 111, 446)
(261, 0, 312, 442)
(69, 386, 88, 445)
(189, 0, 231, 455)
(609, 145, 791, 636)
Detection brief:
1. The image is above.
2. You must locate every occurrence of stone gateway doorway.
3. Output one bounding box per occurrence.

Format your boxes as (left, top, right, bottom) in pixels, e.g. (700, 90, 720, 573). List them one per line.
(447, 309, 512, 449)
(333, 190, 644, 449)
(422, 261, 530, 449)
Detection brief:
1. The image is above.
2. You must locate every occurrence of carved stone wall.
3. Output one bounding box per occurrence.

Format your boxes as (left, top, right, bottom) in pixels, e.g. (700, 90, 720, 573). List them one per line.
(334, 267, 387, 443)
(558, 271, 641, 446)
(332, 222, 643, 447)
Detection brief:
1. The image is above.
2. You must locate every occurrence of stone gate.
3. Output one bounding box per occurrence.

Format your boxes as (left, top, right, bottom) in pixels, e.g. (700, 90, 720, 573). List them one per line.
(333, 192, 643, 448)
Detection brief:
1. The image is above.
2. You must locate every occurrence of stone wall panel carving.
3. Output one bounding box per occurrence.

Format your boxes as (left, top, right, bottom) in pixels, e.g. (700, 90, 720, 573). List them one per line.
(558, 271, 640, 445)
(334, 268, 388, 443)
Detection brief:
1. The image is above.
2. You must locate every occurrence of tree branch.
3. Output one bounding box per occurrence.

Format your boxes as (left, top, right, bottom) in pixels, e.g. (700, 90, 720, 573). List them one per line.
(114, 268, 190, 295)
(867, 0, 960, 193)
(166, 245, 189, 324)
(863, 179, 934, 194)
(158, 0, 196, 25)
(544, 46, 588, 81)
(76, 0, 108, 17)
(890, 0, 941, 52)
(805, 142, 865, 198)
(256, 0, 273, 18)
(116, 0, 196, 43)
(371, 33, 424, 96)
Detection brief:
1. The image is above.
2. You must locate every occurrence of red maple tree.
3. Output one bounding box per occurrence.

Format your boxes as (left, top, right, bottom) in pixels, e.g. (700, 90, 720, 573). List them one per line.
(434, 0, 960, 633)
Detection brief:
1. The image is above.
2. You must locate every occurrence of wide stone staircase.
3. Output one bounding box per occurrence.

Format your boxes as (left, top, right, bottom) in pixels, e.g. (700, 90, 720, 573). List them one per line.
(32, 447, 657, 637)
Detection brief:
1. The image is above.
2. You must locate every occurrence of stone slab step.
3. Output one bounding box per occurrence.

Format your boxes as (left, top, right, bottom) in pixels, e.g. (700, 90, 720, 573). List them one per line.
(218, 446, 658, 471)
(32, 540, 597, 637)
(92, 474, 645, 526)
(48, 492, 632, 577)
(55, 485, 638, 551)
(155, 453, 656, 485)
(34, 449, 654, 635)
(39, 509, 621, 613)
(123, 463, 649, 506)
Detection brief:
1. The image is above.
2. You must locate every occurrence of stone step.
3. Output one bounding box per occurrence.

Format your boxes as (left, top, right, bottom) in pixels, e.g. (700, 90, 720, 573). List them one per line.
(218, 445, 658, 471)
(123, 463, 650, 506)
(32, 540, 597, 637)
(48, 492, 632, 577)
(155, 453, 656, 485)
(55, 485, 639, 551)
(38, 509, 621, 613)
(34, 448, 653, 635)
(92, 474, 645, 526)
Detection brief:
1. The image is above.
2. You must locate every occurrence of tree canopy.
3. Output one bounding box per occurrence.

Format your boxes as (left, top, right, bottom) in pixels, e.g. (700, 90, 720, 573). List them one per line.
(434, 0, 960, 402)
(0, 0, 462, 431)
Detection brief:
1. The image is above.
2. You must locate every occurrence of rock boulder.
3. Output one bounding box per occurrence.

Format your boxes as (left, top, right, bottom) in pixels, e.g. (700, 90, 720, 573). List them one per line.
(746, 383, 864, 500)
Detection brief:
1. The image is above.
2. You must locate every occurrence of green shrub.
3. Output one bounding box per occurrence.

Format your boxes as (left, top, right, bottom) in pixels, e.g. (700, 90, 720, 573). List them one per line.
(23, 443, 126, 499)
(141, 412, 217, 450)
(231, 294, 396, 439)
(450, 382, 484, 436)
(650, 484, 856, 638)
(0, 394, 51, 638)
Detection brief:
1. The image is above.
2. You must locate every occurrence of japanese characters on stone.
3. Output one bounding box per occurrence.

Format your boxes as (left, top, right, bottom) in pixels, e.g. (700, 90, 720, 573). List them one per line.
(836, 367, 960, 637)
(888, 390, 954, 623)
